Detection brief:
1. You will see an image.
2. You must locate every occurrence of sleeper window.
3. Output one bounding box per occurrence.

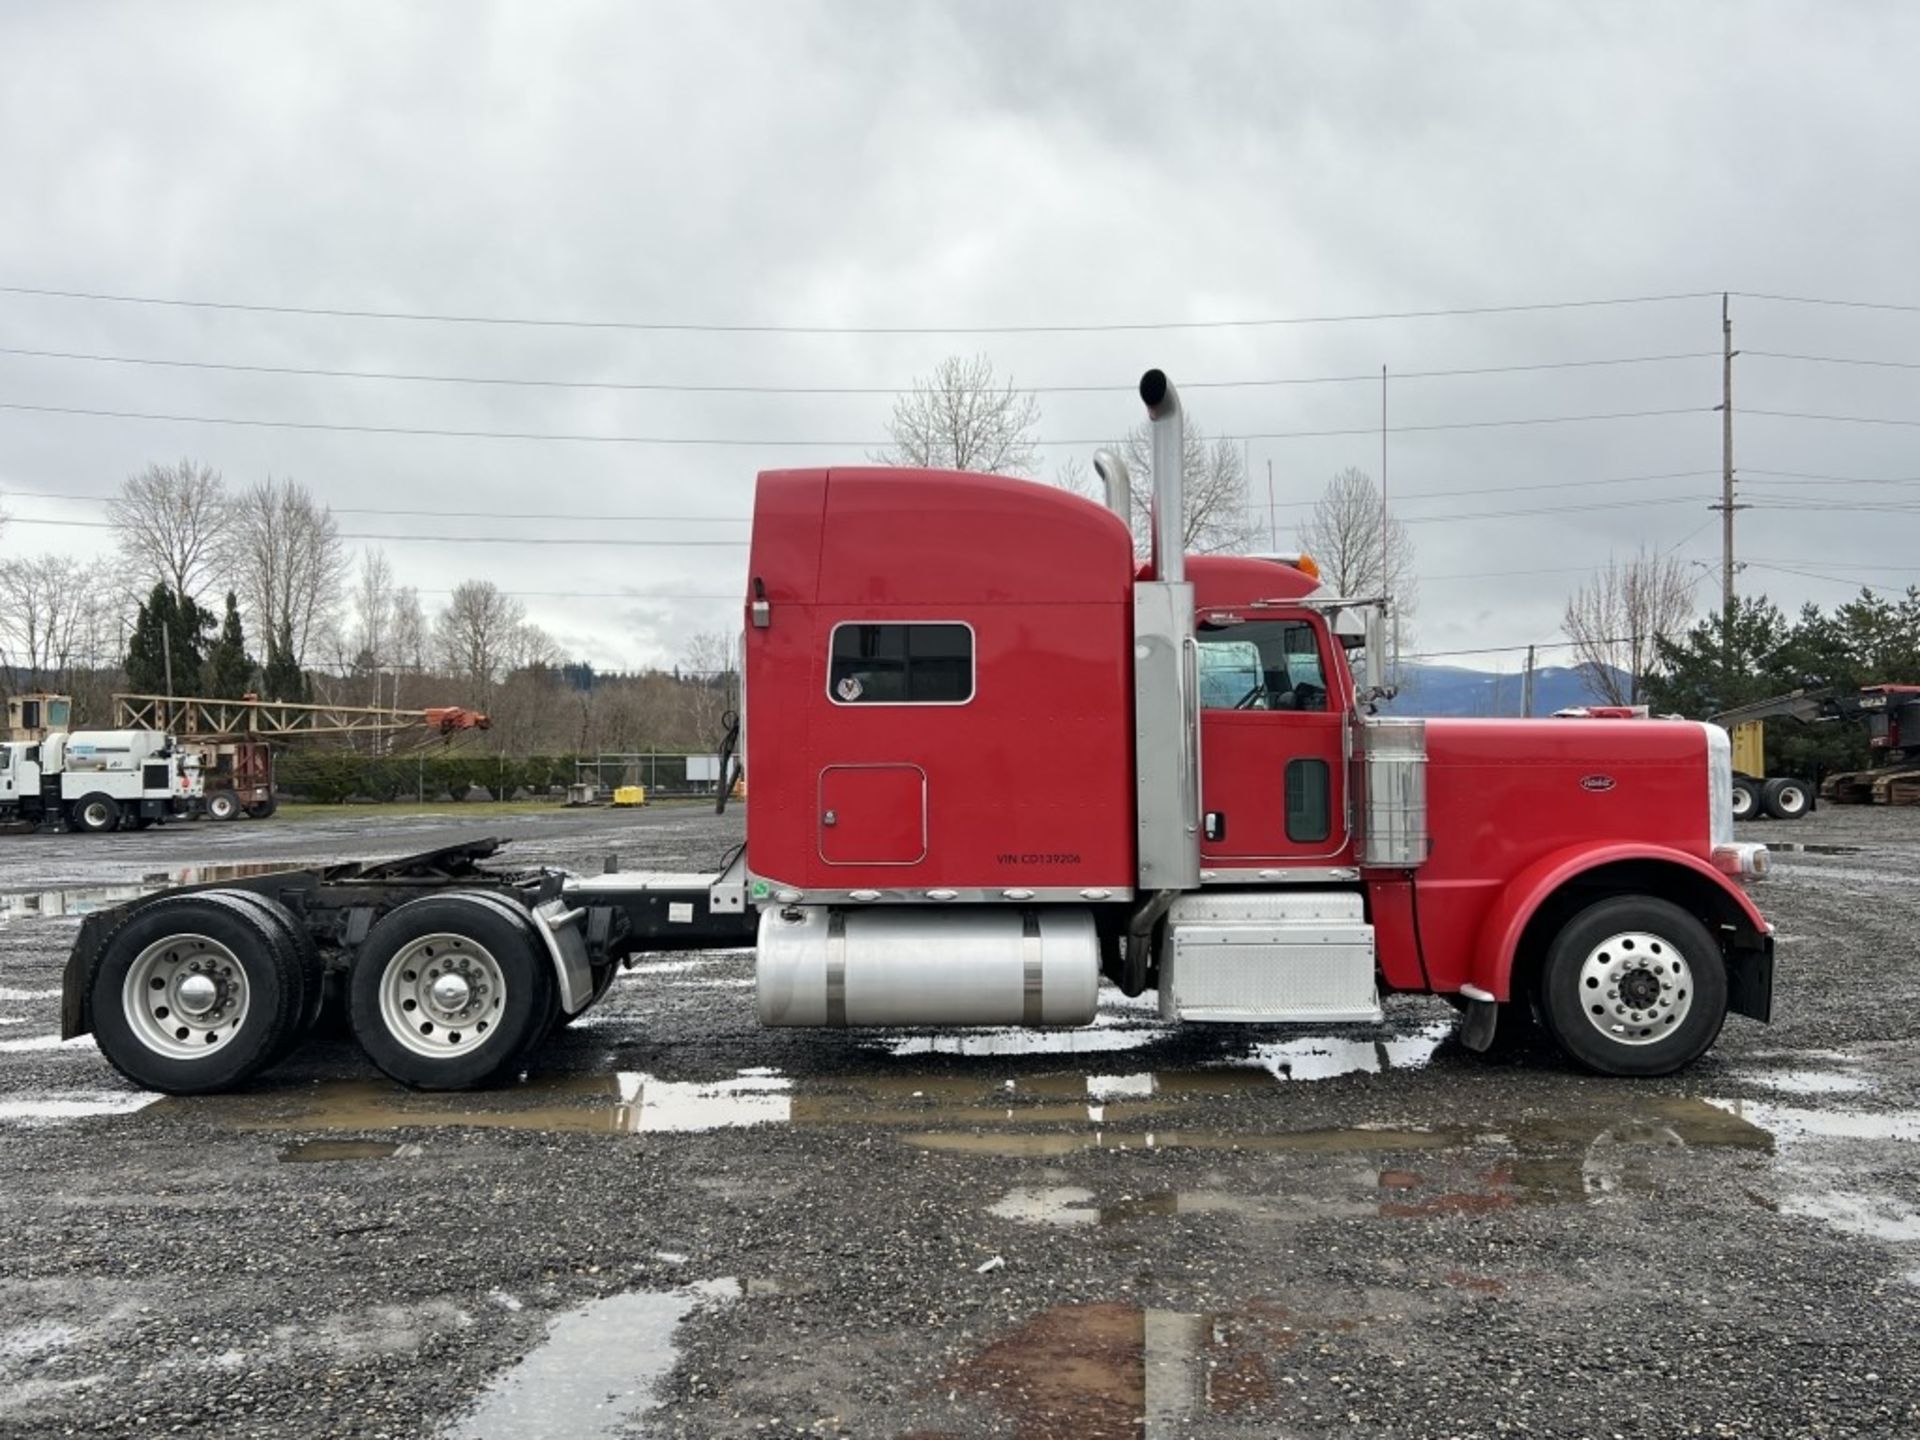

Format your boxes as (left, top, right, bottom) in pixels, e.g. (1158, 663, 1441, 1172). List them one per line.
(829, 623, 974, 705)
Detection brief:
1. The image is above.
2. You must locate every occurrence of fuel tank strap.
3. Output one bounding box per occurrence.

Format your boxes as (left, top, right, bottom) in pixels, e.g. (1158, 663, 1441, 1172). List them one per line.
(1021, 910, 1044, 1024)
(825, 911, 848, 1027)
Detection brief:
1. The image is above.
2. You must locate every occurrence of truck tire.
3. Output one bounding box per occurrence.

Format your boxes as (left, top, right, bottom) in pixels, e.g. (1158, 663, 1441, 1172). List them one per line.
(246, 795, 278, 820)
(207, 790, 242, 822)
(71, 794, 121, 834)
(347, 893, 556, 1090)
(1761, 777, 1811, 820)
(212, 890, 326, 1060)
(1729, 777, 1759, 821)
(1538, 895, 1728, 1078)
(88, 893, 305, 1094)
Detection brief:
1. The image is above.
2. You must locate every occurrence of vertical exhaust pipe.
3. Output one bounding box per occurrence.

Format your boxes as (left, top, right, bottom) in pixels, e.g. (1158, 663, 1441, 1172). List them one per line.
(1130, 369, 1200, 896)
(1092, 448, 1132, 538)
(1138, 369, 1184, 582)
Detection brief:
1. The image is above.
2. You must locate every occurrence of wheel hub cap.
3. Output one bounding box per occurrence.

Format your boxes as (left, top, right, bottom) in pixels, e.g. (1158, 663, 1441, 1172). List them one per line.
(1576, 930, 1694, 1047)
(121, 934, 251, 1059)
(379, 934, 506, 1060)
(175, 973, 220, 1016)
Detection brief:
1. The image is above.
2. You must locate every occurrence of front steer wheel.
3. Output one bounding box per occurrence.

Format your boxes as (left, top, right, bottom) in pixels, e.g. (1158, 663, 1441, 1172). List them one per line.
(89, 893, 306, 1094)
(1538, 895, 1728, 1077)
(347, 893, 556, 1090)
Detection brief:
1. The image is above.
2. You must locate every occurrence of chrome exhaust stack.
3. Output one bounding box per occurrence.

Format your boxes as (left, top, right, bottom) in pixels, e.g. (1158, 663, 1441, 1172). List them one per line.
(1130, 369, 1201, 894)
(1139, 369, 1184, 582)
(1092, 448, 1132, 538)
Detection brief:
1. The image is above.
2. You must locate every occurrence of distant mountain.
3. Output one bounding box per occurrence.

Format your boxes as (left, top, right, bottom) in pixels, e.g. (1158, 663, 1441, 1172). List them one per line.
(1381, 661, 1631, 718)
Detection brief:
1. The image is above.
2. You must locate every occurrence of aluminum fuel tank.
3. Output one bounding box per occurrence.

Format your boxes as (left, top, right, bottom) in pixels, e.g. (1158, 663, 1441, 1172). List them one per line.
(755, 905, 1099, 1027)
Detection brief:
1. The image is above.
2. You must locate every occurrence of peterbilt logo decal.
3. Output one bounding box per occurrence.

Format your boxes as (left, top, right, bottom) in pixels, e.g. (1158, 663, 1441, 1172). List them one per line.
(1580, 774, 1617, 793)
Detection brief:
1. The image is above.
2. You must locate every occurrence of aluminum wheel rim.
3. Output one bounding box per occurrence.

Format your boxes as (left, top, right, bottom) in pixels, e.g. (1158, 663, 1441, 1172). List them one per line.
(1577, 930, 1693, 1047)
(1776, 784, 1806, 813)
(84, 801, 113, 829)
(1731, 787, 1753, 819)
(210, 795, 235, 819)
(123, 934, 251, 1059)
(379, 933, 505, 1058)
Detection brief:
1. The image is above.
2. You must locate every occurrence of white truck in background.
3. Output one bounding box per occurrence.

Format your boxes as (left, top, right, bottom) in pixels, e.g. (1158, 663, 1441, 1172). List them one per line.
(1, 695, 199, 832)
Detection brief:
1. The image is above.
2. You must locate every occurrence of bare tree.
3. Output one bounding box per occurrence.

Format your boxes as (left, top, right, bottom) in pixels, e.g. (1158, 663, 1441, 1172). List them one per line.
(1562, 548, 1698, 705)
(350, 548, 394, 703)
(679, 630, 739, 748)
(108, 460, 230, 602)
(1298, 467, 1416, 606)
(877, 354, 1043, 476)
(1115, 421, 1258, 555)
(0, 555, 108, 688)
(435, 580, 526, 707)
(388, 585, 428, 707)
(227, 477, 348, 667)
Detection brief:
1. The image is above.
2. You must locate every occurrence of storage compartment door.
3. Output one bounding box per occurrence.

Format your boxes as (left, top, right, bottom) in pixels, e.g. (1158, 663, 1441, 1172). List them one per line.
(819, 764, 927, 866)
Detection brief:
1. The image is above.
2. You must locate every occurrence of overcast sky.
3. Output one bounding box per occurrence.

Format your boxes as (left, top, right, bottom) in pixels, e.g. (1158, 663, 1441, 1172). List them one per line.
(2, 0, 1916, 677)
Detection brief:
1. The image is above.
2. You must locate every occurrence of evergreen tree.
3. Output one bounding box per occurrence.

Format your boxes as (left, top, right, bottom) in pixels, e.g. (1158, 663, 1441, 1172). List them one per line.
(204, 592, 254, 698)
(260, 622, 307, 703)
(124, 583, 214, 694)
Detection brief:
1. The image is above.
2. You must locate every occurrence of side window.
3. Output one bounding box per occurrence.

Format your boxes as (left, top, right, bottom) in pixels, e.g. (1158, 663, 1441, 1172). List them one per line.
(829, 623, 974, 705)
(1197, 620, 1329, 711)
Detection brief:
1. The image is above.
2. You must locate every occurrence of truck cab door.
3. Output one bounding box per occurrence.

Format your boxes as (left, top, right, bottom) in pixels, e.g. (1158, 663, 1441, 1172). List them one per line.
(1195, 613, 1351, 866)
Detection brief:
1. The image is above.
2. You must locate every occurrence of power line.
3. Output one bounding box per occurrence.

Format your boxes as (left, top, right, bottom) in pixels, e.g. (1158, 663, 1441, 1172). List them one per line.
(0, 397, 1713, 446)
(1743, 468, 1920, 488)
(1733, 290, 1920, 317)
(1746, 349, 1920, 372)
(1745, 407, 1920, 430)
(0, 343, 1720, 396)
(0, 282, 1724, 335)
(2, 488, 1723, 539)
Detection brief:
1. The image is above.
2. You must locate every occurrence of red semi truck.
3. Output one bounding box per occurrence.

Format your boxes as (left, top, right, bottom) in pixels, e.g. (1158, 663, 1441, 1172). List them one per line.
(61, 371, 1772, 1095)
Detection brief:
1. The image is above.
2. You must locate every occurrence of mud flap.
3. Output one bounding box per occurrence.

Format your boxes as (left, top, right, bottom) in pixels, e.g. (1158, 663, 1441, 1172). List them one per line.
(1458, 996, 1500, 1053)
(1728, 933, 1774, 1024)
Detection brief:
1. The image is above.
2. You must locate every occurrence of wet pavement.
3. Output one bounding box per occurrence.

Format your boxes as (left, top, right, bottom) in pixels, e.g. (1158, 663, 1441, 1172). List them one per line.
(2, 806, 1919, 1436)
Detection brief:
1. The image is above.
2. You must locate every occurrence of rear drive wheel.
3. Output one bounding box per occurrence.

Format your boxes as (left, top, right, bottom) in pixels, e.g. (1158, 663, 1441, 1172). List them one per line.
(1729, 776, 1759, 821)
(347, 893, 554, 1090)
(212, 890, 326, 1060)
(1761, 776, 1811, 820)
(245, 795, 278, 820)
(89, 894, 304, 1093)
(207, 790, 241, 822)
(71, 794, 120, 833)
(1538, 895, 1728, 1077)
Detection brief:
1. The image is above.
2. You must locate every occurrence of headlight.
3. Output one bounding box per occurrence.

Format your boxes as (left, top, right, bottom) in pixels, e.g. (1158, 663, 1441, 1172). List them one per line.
(1713, 842, 1771, 879)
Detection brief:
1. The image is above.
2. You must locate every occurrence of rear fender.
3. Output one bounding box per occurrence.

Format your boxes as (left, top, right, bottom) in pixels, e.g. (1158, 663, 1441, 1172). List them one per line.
(1469, 842, 1772, 1018)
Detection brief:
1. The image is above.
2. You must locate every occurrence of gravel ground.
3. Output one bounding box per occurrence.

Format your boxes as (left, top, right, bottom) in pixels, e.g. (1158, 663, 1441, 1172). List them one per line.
(1, 805, 1917, 1438)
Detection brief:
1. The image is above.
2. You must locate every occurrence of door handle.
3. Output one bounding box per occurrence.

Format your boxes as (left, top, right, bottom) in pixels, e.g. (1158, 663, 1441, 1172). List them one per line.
(822, 810, 838, 827)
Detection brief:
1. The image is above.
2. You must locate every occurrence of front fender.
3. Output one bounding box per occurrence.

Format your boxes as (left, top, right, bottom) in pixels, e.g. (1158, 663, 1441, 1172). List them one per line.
(1468, 841, 1769, 1001)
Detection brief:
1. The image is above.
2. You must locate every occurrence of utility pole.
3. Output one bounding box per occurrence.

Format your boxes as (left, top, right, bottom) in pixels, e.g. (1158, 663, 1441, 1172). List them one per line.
(1521, 644, 1537, 718)
(1717, 293, 1741, 619)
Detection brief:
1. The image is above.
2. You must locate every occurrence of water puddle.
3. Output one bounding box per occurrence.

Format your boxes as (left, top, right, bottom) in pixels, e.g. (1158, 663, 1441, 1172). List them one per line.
(0, 865, 307, 922)
(279, 1139, 421, 1162)
(880, 1022, 1173, 1058)
(448, 1279, 739, 1440)
(1780, 1191, 1920, 1243)
(990, 1185, 1297, 1228)
(946, 1298, 1367, 1437)
(1242, 1022, 1450, 1082)
(913, 1124, 1463, 1159)
(0, 886, 155, 921)
(0, 1092, 160, 1124)
(1739, 1068, 1874, 1096)
(1705, 1099, 1920, 1144)
(626, 1071, 791, 1133)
